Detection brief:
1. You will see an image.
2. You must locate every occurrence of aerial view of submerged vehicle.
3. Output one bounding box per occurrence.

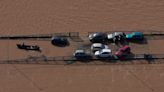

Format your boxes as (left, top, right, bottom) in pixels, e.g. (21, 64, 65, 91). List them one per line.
(51, 36, 69, 47)
(89, 32, 108, 43)
(126, 32, 144, 41)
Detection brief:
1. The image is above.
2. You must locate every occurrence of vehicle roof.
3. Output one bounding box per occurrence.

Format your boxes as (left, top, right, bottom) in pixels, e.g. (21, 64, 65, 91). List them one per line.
(92, 32, 106, 36)
(108, 32, 124, 38)
(75, 50, 85, 53)
(101, 49, 112, 52)
(119, 45, 130, 50)
(92, 43, 103, 47)
(114, 32, 124, 36)
(115, 50, 123, 55)
(107, 34, 114, 39)
(133, 32, 143, 35)
(51, 36, 66, 40)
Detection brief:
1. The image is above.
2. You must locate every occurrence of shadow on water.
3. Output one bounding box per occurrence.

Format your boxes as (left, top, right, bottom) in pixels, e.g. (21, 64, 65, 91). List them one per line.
(113, 38, 148, 47)
(127, 38, 148, 45)
(143, 54, 156, 64)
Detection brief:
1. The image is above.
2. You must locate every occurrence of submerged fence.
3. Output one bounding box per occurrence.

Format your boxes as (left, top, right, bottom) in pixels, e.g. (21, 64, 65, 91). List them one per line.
(0, 32, 79, 40)
(0, 54, 164, 65)
(0, 31, 164, 41)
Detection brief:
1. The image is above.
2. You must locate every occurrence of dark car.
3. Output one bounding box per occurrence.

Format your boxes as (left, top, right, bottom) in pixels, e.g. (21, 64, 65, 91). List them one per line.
(88, 32, 107, 43)
(73, 50, 92, 60)
(51, 36, 69, 47)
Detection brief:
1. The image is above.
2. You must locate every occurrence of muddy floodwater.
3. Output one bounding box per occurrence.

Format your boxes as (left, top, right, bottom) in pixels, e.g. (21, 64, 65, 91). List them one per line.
(0, 0, 164, 92)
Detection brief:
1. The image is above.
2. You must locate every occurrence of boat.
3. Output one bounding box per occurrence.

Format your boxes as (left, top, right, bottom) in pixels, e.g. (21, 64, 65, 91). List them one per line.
(16, 43, 40, 51)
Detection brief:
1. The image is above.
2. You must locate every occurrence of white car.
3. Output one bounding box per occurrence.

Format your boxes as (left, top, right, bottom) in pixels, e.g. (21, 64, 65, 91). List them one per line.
(91, 43, 108, 52)
(95, 49, 112, 58)
(107, 32, 126, 42)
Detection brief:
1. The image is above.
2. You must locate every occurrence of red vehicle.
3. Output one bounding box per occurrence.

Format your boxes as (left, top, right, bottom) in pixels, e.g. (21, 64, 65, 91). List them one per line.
(115, 45, 131, 60)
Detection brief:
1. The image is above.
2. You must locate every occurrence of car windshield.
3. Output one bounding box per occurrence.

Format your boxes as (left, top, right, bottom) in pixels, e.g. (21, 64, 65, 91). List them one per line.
(102, 52, 109, 54)
(133, 35, 140, 37)
(133, 32, 142, 36)
(121, 49, 128, 52)
(77, 53, 85, 55)
(94, 47, 101, 49)
(120, 47, 128, 51)
(99, 33, 106, 36)
(95, 45, 104, 48)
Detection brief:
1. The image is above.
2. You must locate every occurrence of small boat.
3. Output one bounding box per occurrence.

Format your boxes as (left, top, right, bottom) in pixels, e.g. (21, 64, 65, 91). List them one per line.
(17, 43, 40, 51)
